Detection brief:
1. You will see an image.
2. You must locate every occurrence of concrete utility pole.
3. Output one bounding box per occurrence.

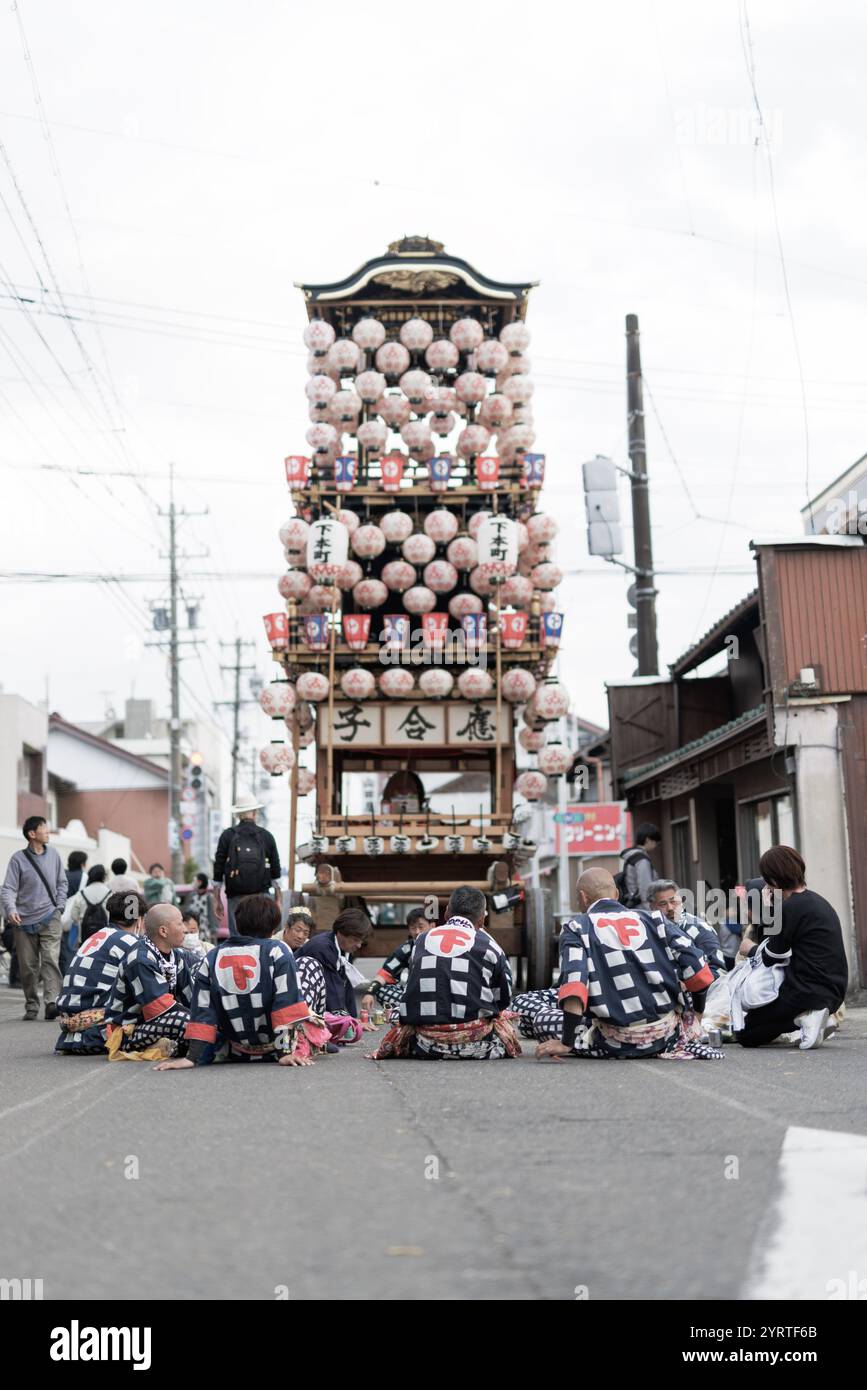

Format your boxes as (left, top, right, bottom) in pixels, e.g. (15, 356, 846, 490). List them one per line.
(217, 637, 257, 809)
(625, 314, 659, 676)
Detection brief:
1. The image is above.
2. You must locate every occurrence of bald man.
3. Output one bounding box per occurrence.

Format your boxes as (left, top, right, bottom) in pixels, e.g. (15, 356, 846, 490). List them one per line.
(524, 868, 721, 1061)
(103, 903, 198, 1056)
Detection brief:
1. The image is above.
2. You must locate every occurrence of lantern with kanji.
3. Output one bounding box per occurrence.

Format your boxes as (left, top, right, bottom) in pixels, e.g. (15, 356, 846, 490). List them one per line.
(278, 569, 312, 602)
(340, 667, 376, 700)
(381, 509, 414, 544)
(376, 341, 410, 378)
(450, 317, 485, 353)
(353, 577, 388, 610)
(446, 534, 478, 571)
(263, 611, 289, 650)
(403, 585, 436, 614)
(477, 515, 518, 584)
(534, 678, 570, 720)
(399, 317, 434, 352)
(425, 338, 459, 372)
(304, 320, 335, 356)
(423, 560, 458, 594)
(342, 613, 371, 651)
(538, 742, 574, 777)
(501, 668, 537, 704)
(458, 668, 494, 699)
(379, 668, 415, 698)
(260, 743, 296, 776)
(419, 668, 454, 698)
(296, 672, 330, 703)
(381, 559, 416, 592)
(515, 769, 547, 802)
(352, 317, 387, 351)
(307, 517, 349, 581)
(260, 683, 296, 718)
(402, 532, 436, 566)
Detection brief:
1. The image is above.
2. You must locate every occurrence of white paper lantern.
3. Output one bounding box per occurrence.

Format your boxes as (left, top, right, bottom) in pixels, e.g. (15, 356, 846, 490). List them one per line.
(400, 419, 432, 453)
(377, 394, 412, 428)
(539, 590, 558, 613)
(279, 516, 310, 556)
(425, 384, 458, 415)
(430, 412, 456, 437)
(307, 517, 349, 581)
(501, 574, 534, 608)
(260, 743, 296, 775)
(340, 667, 376, 700)
(423, 560, 458, 593)
(399, 317, 434, 352)
(527, 512, 559, 545)
(329, 389, 362, 424)
(381, 559, 417, 592)
(305, 374, 337, 408)
(502, 374, 534, 405)
(399, 368, 432, 404)
(380, 509, 414, 544)
(518, 727, 546, 753)
(308, 401, 330, 423)
(515, 769, 547, 802)
(498, 423, 535, 454)
(538, 743, 574, 777)
(477, 515, 518, 583)
(296, 726, 315, 748)
(500, 321, 531, 354)
(357, 419, 387, 453)
(498, 351, 532, 379)
(467, 510, 493, 539)
(450, 318, 485, 353)
(423, 508, 459, 545)
(376, 341, 411, 378)
(337, 509, 361, 534)
(326, 338, 361, 374)
(352, 317, 386, 351)
(353, 577, 388, 609)
(457, 424, 491, 459)
(296, 701, 315, 731)
(419, 668, 454, 698)
(350, 523, 386, 559)
(278, 569, 312, 601)
(531, 562, 563, 591)
(425, 338, 459, 372)
(307, 352, 337, 379)
(402, 532, 436, 566)
(478, 394, 513, 430)
(511, 402, 534, 426)
(260, 683, 296, 718)
(448, 592, 484, 620)
(501, 668, 537, 704)
(535, 679, 570, 720)
(446, 535, 478, 571)
(458, 668, 493, 699)
(379, 668, 415, 698)
(355, 369, 387, 403)
(455, 371, 487, 405)
(475, 339, 509, 376)
(469, 566, 493, 596)
(297, 671, 330, 703)
(306, 422, 339, 455)
(403, 585, 436, 614)
(296, 768, 317, 796)
(307, 583, 340, 611)
(336, 560, 363, 591)
(304, 321, 335, 355)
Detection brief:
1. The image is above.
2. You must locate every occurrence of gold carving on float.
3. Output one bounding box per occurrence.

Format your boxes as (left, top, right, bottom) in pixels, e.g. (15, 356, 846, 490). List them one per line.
(387, 236, 445, 256)
(373, 269, 459, 291)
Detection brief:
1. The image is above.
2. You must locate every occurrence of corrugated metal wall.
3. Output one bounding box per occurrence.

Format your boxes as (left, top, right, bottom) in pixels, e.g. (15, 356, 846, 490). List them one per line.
(761, 547, 867, 696)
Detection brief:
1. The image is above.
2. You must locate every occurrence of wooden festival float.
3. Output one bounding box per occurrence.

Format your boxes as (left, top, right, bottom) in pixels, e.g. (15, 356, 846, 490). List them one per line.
(260, 238, 575, 987)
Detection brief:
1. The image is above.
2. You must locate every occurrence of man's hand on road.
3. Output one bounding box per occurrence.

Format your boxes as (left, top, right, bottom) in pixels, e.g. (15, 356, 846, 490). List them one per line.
(278, 1053, 314, 1066)
(153, 1058, 194, 1071)
(535, 1039, 572, 1061)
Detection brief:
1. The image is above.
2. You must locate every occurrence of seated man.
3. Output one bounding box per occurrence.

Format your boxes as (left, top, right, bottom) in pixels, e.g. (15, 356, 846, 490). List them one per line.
(361, 905, 430, 1016)
(181, 907, 210, 962)
(156, 894, 324, 1069)
(55, 892, 147, 1055)
(534, 868, 721, 1062)
(295, 908, 375, 1037)
(646, 877, 725, 1017)
(371, 886, 519, 1060)
(103, 904, 197, 1056)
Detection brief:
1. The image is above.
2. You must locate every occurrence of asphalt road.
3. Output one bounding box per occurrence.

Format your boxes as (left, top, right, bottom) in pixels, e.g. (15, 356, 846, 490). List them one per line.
(2, 984, 866, 1302)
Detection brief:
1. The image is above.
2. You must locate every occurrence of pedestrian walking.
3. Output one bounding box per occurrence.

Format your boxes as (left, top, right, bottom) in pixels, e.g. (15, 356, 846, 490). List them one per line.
(212, 800, 282, 932)
(616, 822, 661, 909)
(0, 815, 67, 1020)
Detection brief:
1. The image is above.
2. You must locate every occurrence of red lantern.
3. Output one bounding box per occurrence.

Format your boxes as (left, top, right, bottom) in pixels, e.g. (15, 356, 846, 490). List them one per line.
(499, 611, 529, 649)
(263, 612, 289, 650)
(342, 613, 371, 651)
(421, 612, 449, 648)
(284, 455, 311, 489)
(475, 455, 501, 491)
(380, 452, 406, 493)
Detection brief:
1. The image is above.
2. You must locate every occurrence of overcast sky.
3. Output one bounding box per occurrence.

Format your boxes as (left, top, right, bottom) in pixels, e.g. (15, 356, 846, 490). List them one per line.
(2, 1, 865, 815)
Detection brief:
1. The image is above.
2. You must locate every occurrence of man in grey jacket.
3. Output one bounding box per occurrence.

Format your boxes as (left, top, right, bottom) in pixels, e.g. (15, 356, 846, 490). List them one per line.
(1, 816, 68, 1019)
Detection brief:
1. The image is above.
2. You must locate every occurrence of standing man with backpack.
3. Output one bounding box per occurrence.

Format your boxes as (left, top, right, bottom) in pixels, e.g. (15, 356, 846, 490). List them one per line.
(64, 865, 113, 946)
(212, 799, 282, 931)
(1, 815, 68, 1020)
(616, 822, 661, 910)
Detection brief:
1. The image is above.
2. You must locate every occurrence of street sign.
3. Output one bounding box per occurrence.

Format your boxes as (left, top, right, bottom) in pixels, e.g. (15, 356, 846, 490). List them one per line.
(181, 827, 194, 841)
(554, 802, 632, 856)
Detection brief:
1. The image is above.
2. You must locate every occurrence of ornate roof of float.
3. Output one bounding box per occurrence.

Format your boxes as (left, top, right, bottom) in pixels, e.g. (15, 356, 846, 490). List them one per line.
(296, 236, 538, 335)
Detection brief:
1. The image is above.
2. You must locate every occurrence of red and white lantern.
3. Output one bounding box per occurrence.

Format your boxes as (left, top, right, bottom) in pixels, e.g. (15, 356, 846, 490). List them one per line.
(502, 374, 534, 406)
(337, 509, 361, 535)
(379, 509, 413, 545)
(499, 610, 529, 649)
(478, 395, 513, 431)
(260, 743, 296, 775)
(342, 613, 371, 650)
(421, 612, 449, 648)
(519, 727, 546, 753)
(419, 668, 454, 698)
(455, 371, 487, 405)
(357, 419, 387, 454)
(304, 320, 335, 355)
(379, 668, 415, 698)
(457, 424, 491, 459)
(329, 389, 362, 424)
(500, 321, 531, 354)
(446, 535, 478, 571)
(340, 667, 375, 700)
(278, 569, 312, 602)
(352, 317, 386, 351)
(376, 341, 411, 378)
(263, 612, 289, 651)
(307, 517, 349, 581)
(499, 424, 536, 455)
(403, 585, 436, 614)
(458, 668, 494, 699)
(534, 679, 570, 720)
(468, 510, 493, 539)
(279, 516, 310, 559)
(425, 385, 458, 416)
(425, 338, 459, 372)
(306, 423, 339, 455)
(527, 512, 559, 544)
(381, 559, 417, 592)
(399, 317, 434, 352)
(501, 574, 533, 608)
(515, 769, 547, 802)
(296, 768, 316, 796)
(377, 394, 411, 428)
(469, 566, 493, 596)
(531, 562, 563, 591)
(355, 369, 387, 404)
(305, 374, 337, 408)
(402, 533, 436, 566)
(336, 560, 363, 591)
(476, 339, 509, 375)
(399, 368, 432, 404)
(380, 452, 406, 493)
(326, 339, 361, 374)
(423, 559, 458, 593)
(353, 577, 388, 609)
(260, 683, 296, 718)
(450, 318, 485, 353)
(423, 508, 459, 545)
(475, 455, 501, 491)
(284, 455, 311, 489)
(297, 671, 330, 703)
(501, 668, 537, 704)
(539, 743, 574, 777)
(400, 419, 432, 453)
(430, 412, 456, 437)
(448, 592, 483, 620)
(306, 584, 340, 612)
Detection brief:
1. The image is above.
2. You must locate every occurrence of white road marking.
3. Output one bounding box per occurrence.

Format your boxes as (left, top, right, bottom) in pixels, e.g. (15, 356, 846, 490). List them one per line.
(0, 1065, 115, 1122)
(746, 1126, 867, 1299)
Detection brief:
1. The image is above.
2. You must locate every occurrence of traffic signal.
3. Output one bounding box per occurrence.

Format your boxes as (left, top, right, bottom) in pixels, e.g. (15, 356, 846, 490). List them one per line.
(190, 751, 204, 795)
(581, 455, 622, 556)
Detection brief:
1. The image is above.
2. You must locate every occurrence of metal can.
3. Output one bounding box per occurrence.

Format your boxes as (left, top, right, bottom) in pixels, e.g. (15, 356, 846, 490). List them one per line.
(360, 1008, 369, 1025)
(704, 1027, 722, 1048)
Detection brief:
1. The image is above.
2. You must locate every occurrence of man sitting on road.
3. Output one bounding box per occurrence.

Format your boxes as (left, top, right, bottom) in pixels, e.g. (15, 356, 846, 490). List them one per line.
(103, 904, 197, 1057)
(295, 908, 375, 1039)
(371, 886, 520, 1060)
(360, 904, 431, 1017)
(156, 894, 324, 1070)
(646, 877, 726, 1019)
(533, 868, 721, 1062)
(55, 892, 147, 1055)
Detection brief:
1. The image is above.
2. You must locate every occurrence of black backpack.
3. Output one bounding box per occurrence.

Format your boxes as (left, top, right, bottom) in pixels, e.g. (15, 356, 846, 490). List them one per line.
(614, 848, 649, 909)
(81, 892, 109, 941)
(226, 822, 269, 896)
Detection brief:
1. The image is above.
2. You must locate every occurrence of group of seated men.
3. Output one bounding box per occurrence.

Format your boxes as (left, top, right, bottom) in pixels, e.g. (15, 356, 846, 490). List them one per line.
(51, 866, 734, 1067)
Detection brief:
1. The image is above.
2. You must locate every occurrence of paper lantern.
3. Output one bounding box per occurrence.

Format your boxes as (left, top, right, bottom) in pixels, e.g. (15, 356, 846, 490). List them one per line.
(260, 743, 295, 775)
(400, 419, 432, 453)
(260, 683, 296, 718)
(351, 523, 386, 559)
(475, 339, 509, 376)
(446, 535, 478, 571)
(308, 402, 331, 425)
(336, 560, 363, 590)
(378, 511, 411, 546)
(431, 412, 456, 437)
(263, 611, 289, 650)
(428, 454, 453, 492)
(307, 517, 348, 581)
(327, 339, 361, 374)
(469, 566, 493, 596)
(304, 320, 335, 355)
(379, 668, 415, 698)
(499, 423, 536, 454)
(535, 678, 570, 720)
(425, 385, 458, 416)
(516, 520, 530, 550)
(477, 515, 518, 583)
(421, 612, 448, 648)
(296, 727, 315, 748)
(296, 768, 317, 796)
(458, 668, 493, 699)
(539, 743, 574, 777)
(527, 512, 558, 544)
(399, 368, 432, 405)
(425, 338, 459, 372)
(297, 671, 330, 703)
(531, 562, 563, 591)
(376, 341, 411, 377)
(448, 592, 484, 620)
(357, 419, 387, 453)
(468, 509, 493, 539)
(423, 508, 459, 545)
(381, 559, 417, 592)
(450, 318, 485, 353)
(478, 394, 513, 430)
(334, 454, 358, 490)
(419, 668, 454, 698)
(284, 455, 312, 489)
(278, 516, 309, 557)
(423, 560, 458, 593)
(455, 371, 487, 405)
(501, 574, 533, 608)
(328, 389, 362, 424)
(352, 317, 386, 350)
(278, 569, 312, 602)
(296, 700, 315, 731)
(542, 612, 564, 647)
(377, 394, 412, 428)
(306, 423, 339, 455)
(353, 577, 388, 610)
(515, 770, 547, 802)
(457, 424, 491, 459)
(403, 585, 436, 614)
(355, 369, 387, 403)
(307, 352, 337, 379)
(342, 613, 371, 650)
(340, 667, 376, 700)
(338, 509, 361, 534)
(501, 668, 537, 704)
(303, 605, 335, 646)
(460, 613, 486, 648)
(399, 317, 434, 352)
(499, 611, 529, 649)
(519, 727, 545, 753)
(511, 402, 534, 426)
(500, 321, 531, 354)
(305, 375, 337, 409)
(402, 532, 436, 566)
(475, 455, 501, 491)
(498, 351, 532, 379)
(502, 375, 534, 406)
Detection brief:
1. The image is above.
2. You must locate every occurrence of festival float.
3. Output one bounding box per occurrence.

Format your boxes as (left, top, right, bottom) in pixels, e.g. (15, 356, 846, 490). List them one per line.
(260, 238, 574, 988)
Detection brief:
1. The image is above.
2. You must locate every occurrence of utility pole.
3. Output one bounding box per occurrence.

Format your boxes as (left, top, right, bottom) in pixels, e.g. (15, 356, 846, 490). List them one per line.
(217, 637, 257, 809)
(625, 314, 659, 675)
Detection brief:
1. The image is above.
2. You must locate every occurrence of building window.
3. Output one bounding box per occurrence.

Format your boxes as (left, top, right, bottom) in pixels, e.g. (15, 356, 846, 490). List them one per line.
(18, 747, 43, 795)
(740, 794, 795, 879)
(671, 819, 691, 892)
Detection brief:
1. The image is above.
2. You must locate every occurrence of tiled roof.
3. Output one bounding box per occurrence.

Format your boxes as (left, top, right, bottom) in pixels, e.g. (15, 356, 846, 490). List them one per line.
(622, 704, 767, 785)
